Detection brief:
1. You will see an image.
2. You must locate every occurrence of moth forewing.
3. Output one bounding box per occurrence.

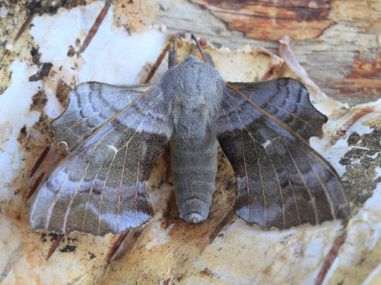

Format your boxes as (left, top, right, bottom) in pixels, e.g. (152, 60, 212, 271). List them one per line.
(211, 78, 349, 229)
(30, 83, 172, 235)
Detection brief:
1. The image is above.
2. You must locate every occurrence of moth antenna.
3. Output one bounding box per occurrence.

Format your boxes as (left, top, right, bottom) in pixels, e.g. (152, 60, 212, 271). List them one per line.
(168, 33, 184, 68)
(190, 34, 208, 64)
(168, 33, 211, 68)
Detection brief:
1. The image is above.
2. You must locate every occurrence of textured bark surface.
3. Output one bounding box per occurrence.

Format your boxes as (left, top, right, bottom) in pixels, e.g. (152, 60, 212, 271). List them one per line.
(154, 0, 381, 105)
(0, 1, 380, 285)
(190, 0, 335, 41)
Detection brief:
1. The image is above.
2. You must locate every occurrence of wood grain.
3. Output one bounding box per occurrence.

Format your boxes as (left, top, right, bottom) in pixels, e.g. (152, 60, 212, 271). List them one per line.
(155, 0, 381, 104)
(190, 0, 334, 41)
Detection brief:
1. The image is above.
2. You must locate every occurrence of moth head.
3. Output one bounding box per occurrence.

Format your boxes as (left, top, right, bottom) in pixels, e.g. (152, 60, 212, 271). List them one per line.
(183, 54, 201, 63)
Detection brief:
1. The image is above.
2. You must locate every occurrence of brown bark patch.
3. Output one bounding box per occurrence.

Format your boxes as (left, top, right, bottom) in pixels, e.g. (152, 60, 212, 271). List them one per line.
(332, 48, 381, 100)
(190, 0, 335, 41)
(30, 90, 48, 111)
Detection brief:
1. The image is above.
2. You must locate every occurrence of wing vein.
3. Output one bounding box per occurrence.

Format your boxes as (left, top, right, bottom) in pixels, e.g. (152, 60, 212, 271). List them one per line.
(297, 145, 337, 219)
(288, 178, 302, 224)
(264, 100, 313, 127)
(45, 148, 86, 230)
(225, 83, 310, 147)
(96, 117, 145, 234)
(61, 106, 112, 134)
(117, 144, 129, 233)
(82, 163, 103, 231)
(282, 138, 319, 224)
(224, 97, 267, 226)
(134, 143, 142, 222)
(253, 140, 267, 227)
(223, 84, 327, 227)
(70, 85, 155, 154)
(226, 98, 285, 227)
(97, 149, 119, 234)
(240, 134, 251, 221)
(62, 140, 100, 232)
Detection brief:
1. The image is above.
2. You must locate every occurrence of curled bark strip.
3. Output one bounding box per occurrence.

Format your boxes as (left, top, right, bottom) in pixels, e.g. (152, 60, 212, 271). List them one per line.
(329, 107, 374, 146)
(143, 42, 171, 84)
(46, 234, 64, 261)
(315, 230, 347, 285)
(30, 146, 50, 178)
(107, 231, 130, 263)
(78, 0, 112, 54)
(15, 13, 34, 41)
(27, 173, 45, 199)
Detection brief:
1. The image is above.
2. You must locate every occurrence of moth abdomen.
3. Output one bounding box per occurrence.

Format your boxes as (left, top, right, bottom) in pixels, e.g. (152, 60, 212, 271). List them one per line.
(170, 129, 218, 224)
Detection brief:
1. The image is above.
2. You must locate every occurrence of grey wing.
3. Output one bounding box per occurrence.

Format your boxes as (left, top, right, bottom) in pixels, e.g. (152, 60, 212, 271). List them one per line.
(211, 78, 349, 229)
(30, 82, 172, 235)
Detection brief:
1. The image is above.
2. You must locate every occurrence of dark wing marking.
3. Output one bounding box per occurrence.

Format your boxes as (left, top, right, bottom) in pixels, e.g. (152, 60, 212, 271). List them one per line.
(211, 78, 349, 229)
(30, 82, 172, 235)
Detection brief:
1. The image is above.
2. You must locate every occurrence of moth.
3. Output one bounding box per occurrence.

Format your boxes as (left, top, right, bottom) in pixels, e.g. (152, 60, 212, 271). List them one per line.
(30, 34, 349, 235)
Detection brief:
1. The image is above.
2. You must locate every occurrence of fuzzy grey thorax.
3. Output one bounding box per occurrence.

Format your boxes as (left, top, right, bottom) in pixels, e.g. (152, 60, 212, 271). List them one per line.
(159, 55, 225, 126)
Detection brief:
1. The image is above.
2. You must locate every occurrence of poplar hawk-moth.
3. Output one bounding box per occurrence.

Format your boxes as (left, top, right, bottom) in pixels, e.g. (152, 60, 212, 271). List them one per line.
(29, 34, 349, 235)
